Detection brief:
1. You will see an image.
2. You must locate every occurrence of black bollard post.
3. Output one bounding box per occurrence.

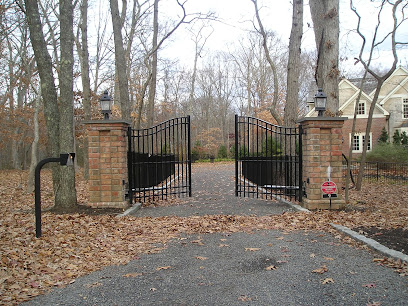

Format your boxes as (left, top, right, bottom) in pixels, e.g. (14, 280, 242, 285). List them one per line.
(35, 153, 75, 238)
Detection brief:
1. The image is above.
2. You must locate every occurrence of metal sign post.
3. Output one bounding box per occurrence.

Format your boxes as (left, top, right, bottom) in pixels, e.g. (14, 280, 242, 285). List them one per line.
(321, 180, 337, 209)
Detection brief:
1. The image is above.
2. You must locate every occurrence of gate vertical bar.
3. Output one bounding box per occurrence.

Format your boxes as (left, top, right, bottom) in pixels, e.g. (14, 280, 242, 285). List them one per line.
(187, 115, 192, 197)
(235, 114, 239, 197)
(256, 118, 259, 198)
(298, 125, 303, 202)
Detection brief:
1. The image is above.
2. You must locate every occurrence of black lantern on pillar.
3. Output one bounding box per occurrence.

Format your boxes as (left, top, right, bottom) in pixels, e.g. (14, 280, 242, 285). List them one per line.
(314, 88, 327, 117)
(100, 90, 112, 120)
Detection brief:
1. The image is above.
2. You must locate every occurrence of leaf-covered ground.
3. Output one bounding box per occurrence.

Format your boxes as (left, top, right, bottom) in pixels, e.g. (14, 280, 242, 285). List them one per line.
(0, 167, 407, 304)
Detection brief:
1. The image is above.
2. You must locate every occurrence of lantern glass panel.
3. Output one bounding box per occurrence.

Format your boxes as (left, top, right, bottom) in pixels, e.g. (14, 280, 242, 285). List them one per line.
(100, 99, 111, 112)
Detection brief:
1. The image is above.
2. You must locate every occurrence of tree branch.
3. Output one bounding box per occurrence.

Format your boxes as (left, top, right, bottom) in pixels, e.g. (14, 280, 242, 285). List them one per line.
(250, 0, 282, 125)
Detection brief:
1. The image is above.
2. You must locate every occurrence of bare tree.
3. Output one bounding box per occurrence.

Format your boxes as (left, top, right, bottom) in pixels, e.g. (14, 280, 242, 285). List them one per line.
(110, 0, 131, 120)
(136, 0, 215, 128)
(38, 0, 60, 72)
(24, 0, 77, 209)
(251, 0, 282, 125)
(188, 22, 213, 115)
(75, 0, 91, 179)
(147, 0, 159, 127)
(24, 0, 61, 189)
(57, 0, 77, 209)
(93, 5, 112, 93)
(27, 86, 41, 193)
(309, 0, 340, 113)
(284, 0, 303, 128)
(348, 0, 408, 191)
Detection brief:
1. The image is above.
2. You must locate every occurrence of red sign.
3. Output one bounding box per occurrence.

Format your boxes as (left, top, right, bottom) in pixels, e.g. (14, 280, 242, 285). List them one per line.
(321, 181, 337, 194)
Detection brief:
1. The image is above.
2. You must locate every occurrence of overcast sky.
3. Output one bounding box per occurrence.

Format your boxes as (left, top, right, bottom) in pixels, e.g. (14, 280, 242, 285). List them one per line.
(159, 0, 408, 76)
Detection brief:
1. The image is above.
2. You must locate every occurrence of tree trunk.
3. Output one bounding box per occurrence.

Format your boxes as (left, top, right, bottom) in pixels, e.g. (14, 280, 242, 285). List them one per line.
(110, 0, 131, 120)
(76, 0, 91, 179)
(309, 0, 340, 113)
(345, 70, 369, 200)
(57, 0, 77, 209)
(24, 0, 61, 194)
(147, 0, 159, 127)
(284, 0, 303, 128)
(189, 48, 198, 115)
(27, 87, 41, 193)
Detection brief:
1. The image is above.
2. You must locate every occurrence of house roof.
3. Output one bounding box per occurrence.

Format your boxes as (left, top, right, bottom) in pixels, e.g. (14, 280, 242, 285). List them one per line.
(347, 77, 378, 95)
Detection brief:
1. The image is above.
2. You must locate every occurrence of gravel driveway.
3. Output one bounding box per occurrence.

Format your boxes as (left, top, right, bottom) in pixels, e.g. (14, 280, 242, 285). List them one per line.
(24, 163, 408, 305)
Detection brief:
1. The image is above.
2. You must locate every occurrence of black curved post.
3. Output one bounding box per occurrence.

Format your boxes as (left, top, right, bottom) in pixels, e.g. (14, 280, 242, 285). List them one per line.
(35, 153, 75, 238)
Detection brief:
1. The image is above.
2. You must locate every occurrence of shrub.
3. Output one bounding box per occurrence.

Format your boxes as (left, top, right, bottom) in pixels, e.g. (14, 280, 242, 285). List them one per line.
(378, 127, 388, 143)
(393, 130, 401, 145)
(229, 144, 235, 158)
(161, 144, 171, 154)
(191, 141, 206, 161)
(261, 136, 281, 157)
(233, 145, 250, 158)
(402, 131, 408, 145)
(217, 145, 228, 159)
(366, 143, 408, 163)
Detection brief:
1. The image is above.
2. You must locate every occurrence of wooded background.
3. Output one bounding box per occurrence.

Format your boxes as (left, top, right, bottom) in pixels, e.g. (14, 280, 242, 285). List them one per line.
(0, 0, 317, 171)
(1, 0, 407, 208)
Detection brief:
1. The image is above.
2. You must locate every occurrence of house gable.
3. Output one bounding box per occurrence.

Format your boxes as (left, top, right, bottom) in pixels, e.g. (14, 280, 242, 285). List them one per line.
(370, 66, 408, 105)
(338, 79, 389, 119)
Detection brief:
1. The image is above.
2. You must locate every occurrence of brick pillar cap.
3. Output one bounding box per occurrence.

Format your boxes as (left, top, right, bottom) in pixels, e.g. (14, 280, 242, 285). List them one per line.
(297, 117, 348, 124)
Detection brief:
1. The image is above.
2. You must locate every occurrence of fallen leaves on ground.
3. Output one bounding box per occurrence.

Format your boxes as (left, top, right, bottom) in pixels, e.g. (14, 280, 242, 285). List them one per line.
(238, 295, 252, 302)
(245, 248, 260, 252)
(122, 273, 143, 278)
(1, 169, 408, 304)
(366, 302, 381, 306)
(321, 278, 335, 284)
(156, 266, 171, 271)
(373, 258, 408, 276)
(312, 265, 328, 274)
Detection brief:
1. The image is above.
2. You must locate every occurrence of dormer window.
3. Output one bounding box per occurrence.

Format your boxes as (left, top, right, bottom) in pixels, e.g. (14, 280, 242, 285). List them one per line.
(357, 101, 365, 115)
(403, 98, 408, 119)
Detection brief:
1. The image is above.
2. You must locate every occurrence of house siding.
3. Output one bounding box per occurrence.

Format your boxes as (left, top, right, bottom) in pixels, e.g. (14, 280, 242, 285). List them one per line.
(382, 93, 408, 137)
(339, 86, 356, 105)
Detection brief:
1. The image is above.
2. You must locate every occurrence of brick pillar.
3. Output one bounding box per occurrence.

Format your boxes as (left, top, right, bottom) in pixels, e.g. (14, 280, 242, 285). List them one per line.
(85, 120, 130, 209)
(298, 117, 347, 210)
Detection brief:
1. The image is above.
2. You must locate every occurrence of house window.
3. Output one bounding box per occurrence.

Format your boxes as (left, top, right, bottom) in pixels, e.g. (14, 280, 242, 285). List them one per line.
(357, 101, 365, 115)
(350, 133, 372, 153)
(362, 134, 371, 151)
(352, 135, 360, 151)
(403, 98, 408, 119)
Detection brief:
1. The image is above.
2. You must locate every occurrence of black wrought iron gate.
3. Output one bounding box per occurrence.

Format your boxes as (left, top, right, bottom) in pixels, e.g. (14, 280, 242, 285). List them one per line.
(235, 115, 302, 202)
(128, 116, 191, 203)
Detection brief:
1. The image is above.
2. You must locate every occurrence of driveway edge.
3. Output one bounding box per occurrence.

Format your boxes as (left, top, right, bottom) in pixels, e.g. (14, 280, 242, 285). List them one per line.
(116, 203, 142, 217)
(330, 223, 408, 263)
(277, 198, 311, 213)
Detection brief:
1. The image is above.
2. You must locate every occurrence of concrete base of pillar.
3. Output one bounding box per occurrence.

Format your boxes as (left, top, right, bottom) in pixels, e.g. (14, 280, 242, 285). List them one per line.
(302, 198, 346, 210)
